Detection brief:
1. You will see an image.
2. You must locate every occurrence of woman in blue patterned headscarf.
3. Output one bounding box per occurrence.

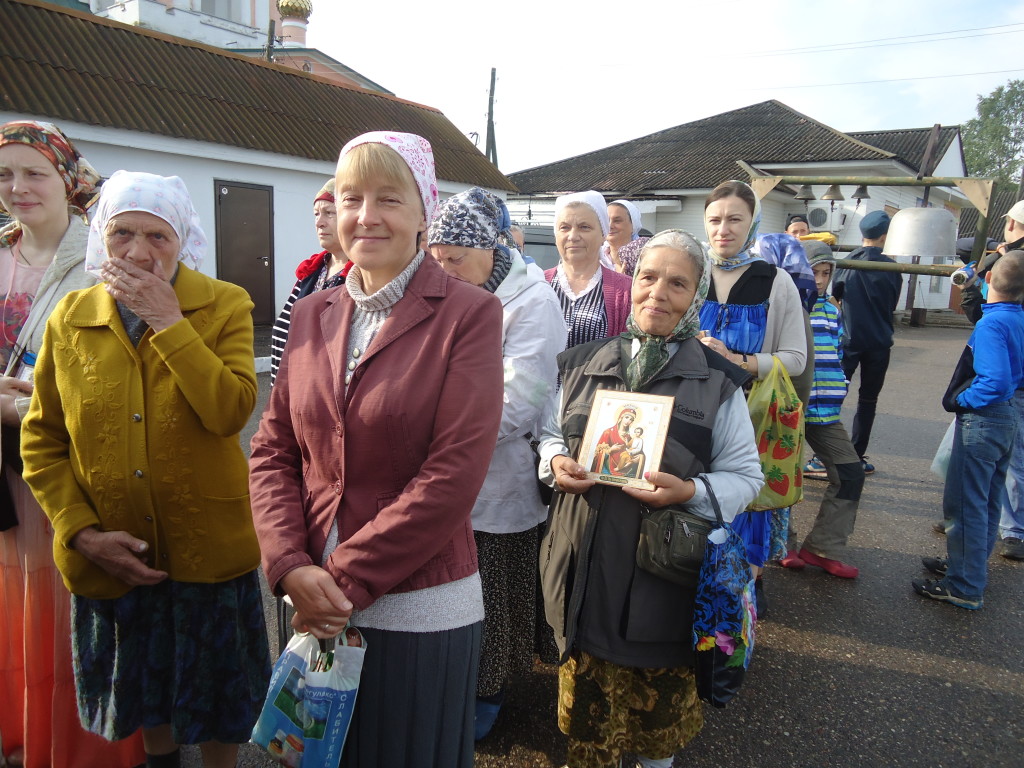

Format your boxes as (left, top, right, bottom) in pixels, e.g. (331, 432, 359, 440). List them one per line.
(428, 186, 564, 740)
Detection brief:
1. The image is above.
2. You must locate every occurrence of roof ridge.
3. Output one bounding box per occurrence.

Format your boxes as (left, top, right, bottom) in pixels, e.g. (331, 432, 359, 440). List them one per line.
(7, 0, 442, 114)
(848, 126, 961, 136)
(765, 100, 894, 159)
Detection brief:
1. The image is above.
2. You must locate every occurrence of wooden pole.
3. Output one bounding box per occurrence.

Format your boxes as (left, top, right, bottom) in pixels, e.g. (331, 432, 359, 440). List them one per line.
(485, 68, 498, 167)
(265, 20, 275, 62)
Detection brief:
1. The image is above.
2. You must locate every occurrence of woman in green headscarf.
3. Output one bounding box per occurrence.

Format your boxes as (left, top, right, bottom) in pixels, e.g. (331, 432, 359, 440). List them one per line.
(536, 230, 763, 768)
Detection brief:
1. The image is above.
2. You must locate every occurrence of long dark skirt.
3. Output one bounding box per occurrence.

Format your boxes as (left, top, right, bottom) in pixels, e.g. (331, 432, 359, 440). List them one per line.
(71, 571, 271, 744)
(475, 529, 537, 697)
(340, 623, 481, 768)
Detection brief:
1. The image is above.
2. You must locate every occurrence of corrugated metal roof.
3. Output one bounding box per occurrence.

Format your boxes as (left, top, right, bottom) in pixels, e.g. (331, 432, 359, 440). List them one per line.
(847, 127, 961, 174)
(0, 0, 513, 191)
(509, 100, 894, 195)
(958, 186, 1020, 238)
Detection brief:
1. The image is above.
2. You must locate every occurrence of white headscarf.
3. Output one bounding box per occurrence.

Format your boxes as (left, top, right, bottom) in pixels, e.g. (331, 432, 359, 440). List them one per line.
(554, 191, 609, 237)
(610, 199, 642, 239)
(85, 170, 207, 273)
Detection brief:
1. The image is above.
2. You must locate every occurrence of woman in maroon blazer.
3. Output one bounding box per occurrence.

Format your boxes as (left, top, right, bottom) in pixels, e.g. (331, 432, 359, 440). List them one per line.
(248, 132, 504, 768)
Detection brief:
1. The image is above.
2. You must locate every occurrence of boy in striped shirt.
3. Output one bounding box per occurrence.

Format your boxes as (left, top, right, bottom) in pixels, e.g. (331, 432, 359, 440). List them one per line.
(781, 243, 866, 578)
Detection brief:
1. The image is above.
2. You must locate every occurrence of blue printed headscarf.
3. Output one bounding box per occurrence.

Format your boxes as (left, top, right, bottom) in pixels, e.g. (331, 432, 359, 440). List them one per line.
(428, 187, 511, 249)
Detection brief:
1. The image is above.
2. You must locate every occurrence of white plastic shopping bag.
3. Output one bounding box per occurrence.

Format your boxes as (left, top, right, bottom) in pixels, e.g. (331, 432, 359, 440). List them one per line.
(252, 627, 366, 767)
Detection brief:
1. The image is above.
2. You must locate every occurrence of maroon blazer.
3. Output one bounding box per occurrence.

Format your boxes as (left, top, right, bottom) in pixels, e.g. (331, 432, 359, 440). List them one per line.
(249, 256, 504, 610)
(544, 265, 633, 336)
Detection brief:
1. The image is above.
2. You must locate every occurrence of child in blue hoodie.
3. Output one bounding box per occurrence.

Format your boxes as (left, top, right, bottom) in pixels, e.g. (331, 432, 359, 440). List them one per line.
(914, 250, 1024, 609)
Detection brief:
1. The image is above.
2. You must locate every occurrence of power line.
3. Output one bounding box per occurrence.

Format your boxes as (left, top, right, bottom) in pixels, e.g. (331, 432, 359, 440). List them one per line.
(749, 67, 1024, 91)
(741, 23, 1024, 58)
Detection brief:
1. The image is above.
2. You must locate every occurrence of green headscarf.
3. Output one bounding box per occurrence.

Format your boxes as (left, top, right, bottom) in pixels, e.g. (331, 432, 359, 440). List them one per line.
(623, 230, 711, 390)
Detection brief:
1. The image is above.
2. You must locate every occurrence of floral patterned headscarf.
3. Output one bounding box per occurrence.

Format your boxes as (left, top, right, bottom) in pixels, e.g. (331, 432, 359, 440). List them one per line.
(623, 230, 711, 390)
(704, 180, 763, 271)
(338, 131, 438, 225)
(0, 120, 101, 246)
(85, 170, 207, 272)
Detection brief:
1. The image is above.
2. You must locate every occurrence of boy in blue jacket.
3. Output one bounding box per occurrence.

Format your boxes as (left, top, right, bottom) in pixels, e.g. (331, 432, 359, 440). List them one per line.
(914, 251, 1024, 609)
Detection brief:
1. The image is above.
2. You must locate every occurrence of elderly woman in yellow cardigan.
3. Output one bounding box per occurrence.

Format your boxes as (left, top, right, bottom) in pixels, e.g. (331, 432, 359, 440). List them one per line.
(21, 171, 269, 768)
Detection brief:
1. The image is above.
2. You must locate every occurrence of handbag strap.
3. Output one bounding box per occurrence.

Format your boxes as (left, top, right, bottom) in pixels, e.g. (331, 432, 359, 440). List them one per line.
(696, 474, 725, 527)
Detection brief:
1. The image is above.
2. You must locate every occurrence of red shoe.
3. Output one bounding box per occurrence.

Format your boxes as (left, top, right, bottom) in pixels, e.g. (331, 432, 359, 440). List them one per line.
(798, 548, 859, 579)
(779, 550, 805, 569)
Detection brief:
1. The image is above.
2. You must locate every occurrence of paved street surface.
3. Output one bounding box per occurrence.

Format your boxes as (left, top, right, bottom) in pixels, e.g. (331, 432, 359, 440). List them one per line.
(192, 322, 1023, 768)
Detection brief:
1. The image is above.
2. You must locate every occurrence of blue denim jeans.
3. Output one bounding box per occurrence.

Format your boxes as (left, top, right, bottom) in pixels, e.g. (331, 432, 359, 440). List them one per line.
(999, 391, 1024, 539)
(943, 401, 1017, 600)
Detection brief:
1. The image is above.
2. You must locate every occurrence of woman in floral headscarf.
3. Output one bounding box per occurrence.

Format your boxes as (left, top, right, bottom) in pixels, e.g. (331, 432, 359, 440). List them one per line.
(698, 180, 808, 616)
(537, 230, 762, 768)
(0, 121, 145, 768)
(250, 133, 504, 768)
(22, 170, 270, 768)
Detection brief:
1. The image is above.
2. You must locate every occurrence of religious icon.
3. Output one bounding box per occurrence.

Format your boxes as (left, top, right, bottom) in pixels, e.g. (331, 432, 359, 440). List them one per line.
(578, 390, 673, 490)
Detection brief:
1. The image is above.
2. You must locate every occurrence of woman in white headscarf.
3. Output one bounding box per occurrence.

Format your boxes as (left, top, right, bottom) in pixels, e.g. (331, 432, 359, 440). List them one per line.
(605, 198, 642, 272)
(546, 191, 633, 349)
(22, 170, 270, 768)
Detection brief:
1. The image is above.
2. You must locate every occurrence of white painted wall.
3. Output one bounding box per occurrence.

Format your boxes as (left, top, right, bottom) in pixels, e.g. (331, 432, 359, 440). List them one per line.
(2, 113, 501, 317)
(91, 0, 267, 49)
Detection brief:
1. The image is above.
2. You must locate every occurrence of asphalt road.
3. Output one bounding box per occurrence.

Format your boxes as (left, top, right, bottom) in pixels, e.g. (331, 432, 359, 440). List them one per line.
(187, 321, 1023, 768)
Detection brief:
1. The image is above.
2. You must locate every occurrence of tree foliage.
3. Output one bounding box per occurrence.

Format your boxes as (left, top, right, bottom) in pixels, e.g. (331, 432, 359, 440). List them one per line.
(962, 79, 1024, 184)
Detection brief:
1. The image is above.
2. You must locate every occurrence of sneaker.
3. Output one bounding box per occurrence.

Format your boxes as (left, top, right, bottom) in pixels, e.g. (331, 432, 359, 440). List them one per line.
(798, 547, 859, 578)
(911, 577, 981, 610)
(932, 521, 947, 536)
(921, 556, 948, 576)
(860, 457, 875, 475)
(803, 456, 828, 480)
(1001, 537, 1024, 561)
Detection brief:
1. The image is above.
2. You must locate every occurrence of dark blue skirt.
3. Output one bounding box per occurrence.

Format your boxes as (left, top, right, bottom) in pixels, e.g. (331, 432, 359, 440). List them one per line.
(71, 571, 271, 744)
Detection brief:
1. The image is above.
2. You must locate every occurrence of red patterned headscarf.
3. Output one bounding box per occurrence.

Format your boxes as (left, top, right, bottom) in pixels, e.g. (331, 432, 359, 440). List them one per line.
(0, 120, 101, 219)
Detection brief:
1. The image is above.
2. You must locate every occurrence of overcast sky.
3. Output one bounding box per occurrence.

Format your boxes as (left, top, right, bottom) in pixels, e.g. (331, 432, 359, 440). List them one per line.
(306, 0, 1024, 175)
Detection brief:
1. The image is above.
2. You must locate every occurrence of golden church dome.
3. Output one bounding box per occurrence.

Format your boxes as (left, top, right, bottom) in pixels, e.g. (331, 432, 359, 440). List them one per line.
(277, 0, 312, 21)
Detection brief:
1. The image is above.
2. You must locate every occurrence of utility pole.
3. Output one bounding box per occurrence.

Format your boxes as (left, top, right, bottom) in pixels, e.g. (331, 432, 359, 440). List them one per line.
(265, 20, 275, 63)
(485, 68, 498, 167)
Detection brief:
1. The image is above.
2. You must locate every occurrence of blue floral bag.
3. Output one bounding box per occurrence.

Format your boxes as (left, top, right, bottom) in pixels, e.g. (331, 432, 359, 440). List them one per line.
(691, 477, 756, 708)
